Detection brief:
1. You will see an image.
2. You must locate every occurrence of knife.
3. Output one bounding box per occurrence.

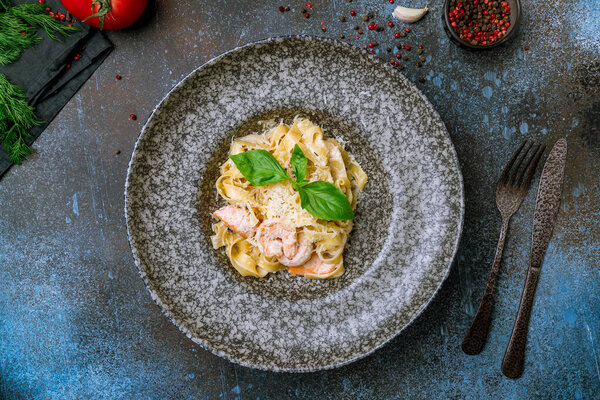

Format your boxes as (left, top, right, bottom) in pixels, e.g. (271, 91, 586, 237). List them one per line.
(501, 138, 568, 379)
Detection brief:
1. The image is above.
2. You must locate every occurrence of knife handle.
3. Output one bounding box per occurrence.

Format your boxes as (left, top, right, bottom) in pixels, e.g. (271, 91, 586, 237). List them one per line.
(501, 266, 541, 379)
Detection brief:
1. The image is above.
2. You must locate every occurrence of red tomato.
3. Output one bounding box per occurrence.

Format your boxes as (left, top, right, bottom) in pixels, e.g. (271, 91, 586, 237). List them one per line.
(61, 0, 148, 30)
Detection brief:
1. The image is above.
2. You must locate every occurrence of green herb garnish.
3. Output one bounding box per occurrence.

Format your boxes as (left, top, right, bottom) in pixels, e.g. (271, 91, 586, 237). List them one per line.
(230, 144, 355, 221)
(0, 0, 78, 164)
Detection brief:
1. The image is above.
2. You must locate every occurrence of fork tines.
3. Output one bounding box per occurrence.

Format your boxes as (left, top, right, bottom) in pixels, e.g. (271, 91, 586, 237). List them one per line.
(499, 140, 547, 189)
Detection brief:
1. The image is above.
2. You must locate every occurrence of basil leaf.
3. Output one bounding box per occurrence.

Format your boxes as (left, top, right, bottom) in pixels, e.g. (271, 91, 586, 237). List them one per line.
(230, 150, 289, 186)
(290, 144, 307, 183)
(298, 181, 355, 221)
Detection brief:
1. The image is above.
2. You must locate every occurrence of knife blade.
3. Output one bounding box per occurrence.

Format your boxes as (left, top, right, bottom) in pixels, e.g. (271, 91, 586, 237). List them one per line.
(502, 138, 567, 379)
(529, 138, 568, 268)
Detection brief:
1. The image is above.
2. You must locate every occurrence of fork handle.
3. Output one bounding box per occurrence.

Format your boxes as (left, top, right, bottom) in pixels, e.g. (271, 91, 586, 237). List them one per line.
(461, 217, 510, 355)
(502, 266, 540, 378)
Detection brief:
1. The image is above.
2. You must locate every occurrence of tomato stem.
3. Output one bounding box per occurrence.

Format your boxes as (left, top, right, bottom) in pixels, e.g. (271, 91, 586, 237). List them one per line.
(83, 0, 111, 30)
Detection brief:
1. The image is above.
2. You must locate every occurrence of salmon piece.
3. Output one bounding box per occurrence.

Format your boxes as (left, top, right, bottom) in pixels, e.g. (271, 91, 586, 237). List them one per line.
(278, 232, 313, 267)
(256, 220, 297, 259)
(288, 254, 341, 277)
(213, 205, 258, 238)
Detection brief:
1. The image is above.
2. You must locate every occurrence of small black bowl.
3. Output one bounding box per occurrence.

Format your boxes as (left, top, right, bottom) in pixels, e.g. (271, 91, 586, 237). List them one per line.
(442, 0, 521, 50)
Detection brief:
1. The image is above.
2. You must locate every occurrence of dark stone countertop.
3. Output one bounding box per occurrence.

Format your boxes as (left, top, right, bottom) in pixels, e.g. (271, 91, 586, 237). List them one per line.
(1, 0, 598, 399)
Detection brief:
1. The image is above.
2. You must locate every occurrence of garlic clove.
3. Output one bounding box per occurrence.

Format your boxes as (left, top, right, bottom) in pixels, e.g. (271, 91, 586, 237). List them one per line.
(392, 5, 428, 24)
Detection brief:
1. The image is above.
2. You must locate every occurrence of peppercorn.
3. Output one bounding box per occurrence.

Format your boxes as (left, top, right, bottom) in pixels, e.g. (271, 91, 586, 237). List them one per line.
(417, 61, 422, 67)
(420, 57, 426, 62)
(340, 15, 346, 22)
(386, 47, 392, 52)
(339, 34, 345, 39)
(400, 32, 406, 37)
(418, 77, 426, 83)
(398, 64, 404, 70)
(403, 55, 408, 61)
(358, 29, 363, 34)
(417, 48, 423, 54)
(114, 150, 121, 155)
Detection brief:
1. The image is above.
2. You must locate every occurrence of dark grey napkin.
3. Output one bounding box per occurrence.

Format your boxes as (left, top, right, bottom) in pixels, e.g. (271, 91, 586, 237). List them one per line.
(0, 0, 113, 178)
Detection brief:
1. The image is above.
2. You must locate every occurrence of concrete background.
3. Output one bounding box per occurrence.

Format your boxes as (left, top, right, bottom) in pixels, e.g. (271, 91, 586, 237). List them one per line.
(1, 0, 598, 398)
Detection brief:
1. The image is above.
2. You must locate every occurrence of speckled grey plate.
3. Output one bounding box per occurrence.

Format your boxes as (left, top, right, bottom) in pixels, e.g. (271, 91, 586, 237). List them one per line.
(125, 36, 464, 372)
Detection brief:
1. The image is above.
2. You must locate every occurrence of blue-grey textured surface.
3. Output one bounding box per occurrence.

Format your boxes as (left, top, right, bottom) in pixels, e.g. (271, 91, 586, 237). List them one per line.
(0, 0, 598, 399)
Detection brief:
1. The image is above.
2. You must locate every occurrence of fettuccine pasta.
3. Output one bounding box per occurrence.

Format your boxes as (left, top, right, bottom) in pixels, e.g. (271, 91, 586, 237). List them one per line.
(211, 117, 367, 279)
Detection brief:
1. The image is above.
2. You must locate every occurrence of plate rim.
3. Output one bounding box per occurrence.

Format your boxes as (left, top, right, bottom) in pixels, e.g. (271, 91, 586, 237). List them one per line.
(124, 35, 465, 372)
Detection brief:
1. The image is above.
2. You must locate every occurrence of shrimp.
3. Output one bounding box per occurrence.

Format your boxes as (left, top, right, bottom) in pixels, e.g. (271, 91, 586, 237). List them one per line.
(278, 232, 313, 267)
(288, 254, 341, 277)
(213, 205, 259, 238)
(256, 220, 297, 259)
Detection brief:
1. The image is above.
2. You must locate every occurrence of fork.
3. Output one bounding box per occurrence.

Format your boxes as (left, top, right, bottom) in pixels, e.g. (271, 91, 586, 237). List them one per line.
(461, 140, 546, 355)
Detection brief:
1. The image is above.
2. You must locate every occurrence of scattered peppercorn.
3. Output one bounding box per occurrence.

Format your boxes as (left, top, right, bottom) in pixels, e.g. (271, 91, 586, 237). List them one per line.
(403, 55, 409, 61)
(400, 31, 406, 37)
(420, 57, 426, 62)
(340, 15, 346, 22)
(398, 64, 404, 70)
(339, 34, 345, 39)
(353, 24, 359, 30)
(417, 61, 423, 67)
(418, 77, 426, 82)
(358, 29, 363, 34)
(285, 6, 290, 11)
(114, 150, 121, 155)
(417, 48, 423, 54)
(386, 47, 391, 52)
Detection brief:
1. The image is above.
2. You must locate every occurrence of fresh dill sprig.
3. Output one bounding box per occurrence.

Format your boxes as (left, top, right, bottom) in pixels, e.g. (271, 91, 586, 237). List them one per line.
(0, 1, 78, 64)
(0, 72, 40, 163)
(0, 0, 78, 164)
